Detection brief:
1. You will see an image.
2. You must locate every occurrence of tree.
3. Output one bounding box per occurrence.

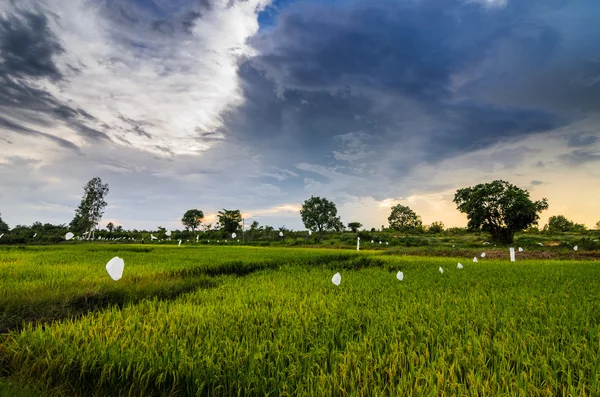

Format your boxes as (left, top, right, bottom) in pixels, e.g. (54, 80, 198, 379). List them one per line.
(106, 222, 115, 232)
(217, 209, 241, 233)
(181, 209, 204, 231)
(300, 196, 344, 234)
(428, 221, 445, 234)
(69, 177, 109, 238)
(596, 220, 600, 230)
(347, 222, 363, 233)
(454, 180, 548, 244)
(0, 213, 9, 233)
(388, 205, 422, 231)
(545, 215, 574, 232)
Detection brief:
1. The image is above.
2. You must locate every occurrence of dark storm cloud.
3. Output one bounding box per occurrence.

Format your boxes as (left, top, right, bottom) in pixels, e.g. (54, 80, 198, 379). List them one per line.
(0, 10, 64, 80)
(561, 148, 600, 165)
(566, 133, 599, 148)
(117, 114, 153, 139)
(220, 0, 574, 181)
(0, 115, 79, 151)
(0, 7, 113, 147)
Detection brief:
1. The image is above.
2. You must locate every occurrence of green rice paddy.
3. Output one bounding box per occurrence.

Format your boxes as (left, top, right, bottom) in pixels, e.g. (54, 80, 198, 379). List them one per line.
(1, 244, 599, 396)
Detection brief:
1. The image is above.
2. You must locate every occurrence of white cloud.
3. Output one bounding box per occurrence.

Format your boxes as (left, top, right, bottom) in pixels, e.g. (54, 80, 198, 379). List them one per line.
(16, 0, 272, 156)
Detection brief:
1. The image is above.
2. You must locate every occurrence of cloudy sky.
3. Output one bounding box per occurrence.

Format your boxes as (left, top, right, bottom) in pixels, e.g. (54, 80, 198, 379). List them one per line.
(0, 0, 599, 231)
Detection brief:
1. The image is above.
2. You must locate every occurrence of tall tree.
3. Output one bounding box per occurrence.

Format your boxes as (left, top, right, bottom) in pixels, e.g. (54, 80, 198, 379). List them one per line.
(217, 209, 242, 233)
(428, 221, 445, 234)
(596, 220, 600, 230)
(388, 205, 422, 231)
(300, 196, 343, 234)
(454, 180, 548, 244)
(181, 209, 204, 231)
(347, 222, 363, 233)
(69, 177, 109, 238)
(0, 212, 9, 233)
(545, 215, 574, 232)
(106, 222, 115, 232)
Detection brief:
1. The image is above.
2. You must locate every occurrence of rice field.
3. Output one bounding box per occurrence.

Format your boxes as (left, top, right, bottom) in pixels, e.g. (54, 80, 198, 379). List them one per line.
(1, 244, 599, 396)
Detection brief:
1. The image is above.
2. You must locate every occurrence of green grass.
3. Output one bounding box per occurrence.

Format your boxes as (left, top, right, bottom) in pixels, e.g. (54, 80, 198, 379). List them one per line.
(1, 244, 600, 396)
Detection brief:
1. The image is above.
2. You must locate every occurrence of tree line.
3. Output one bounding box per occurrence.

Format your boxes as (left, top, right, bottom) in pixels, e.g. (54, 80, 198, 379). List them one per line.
(1, 178, 599, 245)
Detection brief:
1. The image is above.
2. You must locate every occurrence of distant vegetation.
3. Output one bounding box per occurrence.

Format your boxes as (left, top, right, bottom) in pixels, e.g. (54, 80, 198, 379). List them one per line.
(1, 179, 598, 248)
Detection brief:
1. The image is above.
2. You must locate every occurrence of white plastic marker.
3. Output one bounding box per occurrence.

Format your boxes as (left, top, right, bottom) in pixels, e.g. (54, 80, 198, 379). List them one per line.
(178, 240, 182, 246)
(483, 242, 490, 245)
(396, 271, 404, 281)
(65, 232, 74, 240)
(439, 267, 444, 274)
(196, 235, 199, 242)
(232, 233, 236, 239)
(32, 233, 37, 238)
(457, 262, 463, 269)
(518, 247, 524, 252)
(151, 234, 157, 240)
(509, 247, 515, 262)
(357, 237, 360, 251)
(105, 257, 124, 281)
(574, 246, 578, 251)
(166, 230, 172, 237)
(452, 245, 455, 247)
(371, 240, 374, 244)
(537, 242, 544, 246)
(308, 230, 312, 236)
(481, 252, 486, 258)
(332, 272, 341, 286)
(379, 241, 382, 245)
(473, 257, 478, 263)
(386, 242, 389, 245)
(279, 231, 284, 237)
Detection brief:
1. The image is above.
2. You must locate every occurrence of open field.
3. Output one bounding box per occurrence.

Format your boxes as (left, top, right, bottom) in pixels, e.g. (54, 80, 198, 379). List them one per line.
(1, 244, 600, 396)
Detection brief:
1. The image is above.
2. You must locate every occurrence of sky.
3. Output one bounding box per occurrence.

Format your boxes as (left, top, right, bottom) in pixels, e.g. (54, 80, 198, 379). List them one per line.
(0, 0, 599, 231)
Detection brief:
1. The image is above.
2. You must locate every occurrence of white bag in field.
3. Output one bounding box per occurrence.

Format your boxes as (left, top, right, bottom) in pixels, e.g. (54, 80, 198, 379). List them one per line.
(106, 257, 124, 281)
(332, 272, 341, 286)
(396, 271, 404, 281)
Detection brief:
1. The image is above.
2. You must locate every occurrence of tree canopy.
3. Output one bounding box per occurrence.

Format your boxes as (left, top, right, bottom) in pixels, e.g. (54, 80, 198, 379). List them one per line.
(347, 222, 363, 233)
(453, 180, 548, 243)
(300, 196, 343, 233)
(69, 177, 109, 237)
(181, 209, 204, 231)
(428, 221, 445, 234)
(545, 215, 574, 232)
(388, 204, 422, 231)
(0, 213, 9, 233)
(217, 209, 241, 233)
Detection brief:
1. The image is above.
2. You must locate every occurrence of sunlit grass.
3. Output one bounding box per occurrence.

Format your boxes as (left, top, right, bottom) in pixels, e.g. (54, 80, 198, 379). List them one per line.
(1, 245, 599, 396)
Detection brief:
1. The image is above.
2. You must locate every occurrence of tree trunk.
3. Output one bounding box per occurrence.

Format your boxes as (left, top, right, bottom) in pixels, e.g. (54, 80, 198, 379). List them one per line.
(491, 227, 514, 244)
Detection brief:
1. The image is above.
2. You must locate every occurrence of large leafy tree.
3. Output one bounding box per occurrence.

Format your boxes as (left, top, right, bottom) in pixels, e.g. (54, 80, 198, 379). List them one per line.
(347, 222, 363, 233)
(454, 180, 548, 243)
(388, 204, 422, 231)
(596, 220, 600, 230)
(545, 215, 574, 232)
(0, 212, 9, 233)
(300, 196, 344, 234)
(217, 209, 241, 233)
(181, 209, 204, 231)
(69, 177, 109, 238)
